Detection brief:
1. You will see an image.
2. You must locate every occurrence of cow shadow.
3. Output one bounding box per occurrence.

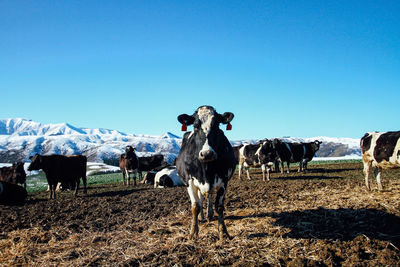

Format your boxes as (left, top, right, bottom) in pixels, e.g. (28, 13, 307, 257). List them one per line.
(273, 175, 344, 181)
(88, 188, 148, 198)
(227, 208, 400, 246)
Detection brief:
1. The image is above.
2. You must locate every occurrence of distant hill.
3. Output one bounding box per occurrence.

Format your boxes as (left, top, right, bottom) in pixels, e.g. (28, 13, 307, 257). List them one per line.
(0, 118, 361, 163)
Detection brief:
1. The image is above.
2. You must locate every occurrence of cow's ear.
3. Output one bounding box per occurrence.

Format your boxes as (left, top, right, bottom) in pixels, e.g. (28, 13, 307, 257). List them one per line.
(177, 114, 195, 125)
(220, 112, 234, 124)
(29, 156, 33, 160)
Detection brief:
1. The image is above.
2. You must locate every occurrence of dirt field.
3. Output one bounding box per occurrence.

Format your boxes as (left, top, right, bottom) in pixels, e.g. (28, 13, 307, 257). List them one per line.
(1, 162, 400, 266)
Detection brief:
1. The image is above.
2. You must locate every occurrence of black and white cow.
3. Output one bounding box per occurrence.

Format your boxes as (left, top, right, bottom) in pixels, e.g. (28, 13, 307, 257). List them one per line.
(238, 143, 261, 180)
(302, 140, 322, 171)
(176, 106, 236, 240)
(154, 166, 184, 188)
(256, 139, 278, 181)
(360, 131, 400, 191)
(273, 139, 306, 173)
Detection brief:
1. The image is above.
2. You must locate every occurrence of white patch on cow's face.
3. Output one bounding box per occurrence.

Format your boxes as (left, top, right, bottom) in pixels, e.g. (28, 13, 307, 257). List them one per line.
(197, 106, 215, 136)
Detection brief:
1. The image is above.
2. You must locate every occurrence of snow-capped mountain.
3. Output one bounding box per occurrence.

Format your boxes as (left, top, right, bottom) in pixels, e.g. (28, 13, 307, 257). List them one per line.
(0, 118, 181, 163)
(0, 118, 361, 163)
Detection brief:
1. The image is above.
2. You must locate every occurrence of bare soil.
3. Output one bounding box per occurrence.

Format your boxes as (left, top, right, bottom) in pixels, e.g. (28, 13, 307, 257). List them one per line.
(1, 162, 400, 266)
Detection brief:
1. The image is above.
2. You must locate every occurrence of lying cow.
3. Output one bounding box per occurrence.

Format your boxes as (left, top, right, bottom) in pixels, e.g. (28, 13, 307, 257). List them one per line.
(119, 146, 139, 186)
(361, 131, 400, 191)
(0, 181, 27, 204)
(0, 162, 26, 188)
(154, 166, 184, 188)
(28, 154, 87, 199)
(176, 105, 236, 240)
(238, 143, 261, 180)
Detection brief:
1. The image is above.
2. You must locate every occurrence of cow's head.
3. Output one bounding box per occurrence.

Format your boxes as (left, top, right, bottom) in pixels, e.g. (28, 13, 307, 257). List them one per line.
(258, 139, 277, 163)
(28, 154, 43, 171)
(125, 146, 137, 158)
(178, 106, 234, 163)
(312, 140, 322, 152)
(13, 162, 27, 185)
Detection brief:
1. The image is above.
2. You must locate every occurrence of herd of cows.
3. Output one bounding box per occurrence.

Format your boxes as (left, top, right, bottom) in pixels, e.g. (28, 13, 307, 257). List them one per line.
(1, 105, 400, 240)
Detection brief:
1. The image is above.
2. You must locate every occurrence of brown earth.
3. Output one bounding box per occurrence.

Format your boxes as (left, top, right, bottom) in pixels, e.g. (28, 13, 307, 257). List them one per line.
(1, 162, 400, 266)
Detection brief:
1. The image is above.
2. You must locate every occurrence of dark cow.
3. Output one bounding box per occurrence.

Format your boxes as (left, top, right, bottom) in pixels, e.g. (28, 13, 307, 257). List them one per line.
(138, 154, 164, 179)
(176, 105, 236, 240)
(0, 162, 27, 188)
(119, 146, 139, 186)
(0, 181, 27, 204)
(257, 139, 278, 181)
(302, 140, 322, 171)
(361, 131, 400, 191)
(238, 143, 261, 180)
(28, 154, 87, 199)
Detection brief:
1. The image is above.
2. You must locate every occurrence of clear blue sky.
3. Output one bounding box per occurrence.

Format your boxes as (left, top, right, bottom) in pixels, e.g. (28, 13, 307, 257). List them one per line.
(1, 1, 399, 140)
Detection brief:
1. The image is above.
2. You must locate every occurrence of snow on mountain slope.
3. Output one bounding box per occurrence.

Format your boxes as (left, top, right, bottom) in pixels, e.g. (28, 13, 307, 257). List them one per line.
(0, 118, 181, 163)
(0, 118, 361, 163)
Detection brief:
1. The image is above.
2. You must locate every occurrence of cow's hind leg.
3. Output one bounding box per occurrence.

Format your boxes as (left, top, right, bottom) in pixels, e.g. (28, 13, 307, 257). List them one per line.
(187, 181, 201, 239)
(363, 160, 371, 190)
(215, 185, 230, 240)
(375, 167, 384, 191)
(74, 179, 80, 197)
(126, 169, 130, 186)
(133, 169, 137, 186)
(82, 173, 87, 194)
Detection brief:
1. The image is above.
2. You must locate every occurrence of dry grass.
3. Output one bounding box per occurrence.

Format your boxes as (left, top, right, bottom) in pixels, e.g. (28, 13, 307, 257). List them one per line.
(1, 162, 400, 266)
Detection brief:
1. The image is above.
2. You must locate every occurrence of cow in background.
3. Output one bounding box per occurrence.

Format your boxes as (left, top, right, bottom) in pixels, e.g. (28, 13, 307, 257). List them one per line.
(119, 146, 139, 186)
(154, 166, 184, 188)
(28, 154, 87, 199)
(361, 131, 400, 191)
(256, 139, 278, 181)
(302, 140, 322, 171)
(138, 154, 165, 179)
(238, 143, 261, 180)
(0, 162, 26, 188)
(176, 106, 236, 240)
(273, 139, 306, 173)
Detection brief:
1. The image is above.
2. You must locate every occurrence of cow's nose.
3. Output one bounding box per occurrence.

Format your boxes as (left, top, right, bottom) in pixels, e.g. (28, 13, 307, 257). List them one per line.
(199, 150, 217, 162)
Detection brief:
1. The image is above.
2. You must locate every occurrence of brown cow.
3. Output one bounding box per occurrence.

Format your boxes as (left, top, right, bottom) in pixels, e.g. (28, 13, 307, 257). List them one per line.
(0, 162, 27, 188)
(119, 146, 139, 186)
(28, 154, 87, 199)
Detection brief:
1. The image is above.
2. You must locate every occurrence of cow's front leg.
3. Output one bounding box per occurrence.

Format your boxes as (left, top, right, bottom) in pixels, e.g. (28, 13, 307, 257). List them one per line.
(133, 170, 137, 186)
(187, 181, 200, 239)
(215, 185, 230, 240)
(206, 192, 213, 222)
(126, 170, 130, 186)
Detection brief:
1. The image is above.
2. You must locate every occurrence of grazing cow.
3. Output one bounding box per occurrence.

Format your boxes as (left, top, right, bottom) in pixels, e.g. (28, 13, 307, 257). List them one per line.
(28, 154, 87, 199)
(0, 181, 27, 204)
(138, 154, 165, 179)
(256, 139, 278, 181)
(119, 146, 139, 186)
(0, 162, 27, 188)
(302, 140, 322, 171)
(154, 166, 184, 188)
(238, 143, 261, 180)
(360, 131, 400, 191)
(176, 105, 236, 240)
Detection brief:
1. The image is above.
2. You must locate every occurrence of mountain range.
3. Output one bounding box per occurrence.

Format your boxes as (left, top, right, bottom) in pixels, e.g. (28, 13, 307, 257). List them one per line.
(0, 118, 361, 163)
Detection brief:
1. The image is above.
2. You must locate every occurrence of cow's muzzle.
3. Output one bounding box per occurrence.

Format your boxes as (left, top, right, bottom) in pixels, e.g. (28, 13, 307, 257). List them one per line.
(199, 150, 217, 162)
